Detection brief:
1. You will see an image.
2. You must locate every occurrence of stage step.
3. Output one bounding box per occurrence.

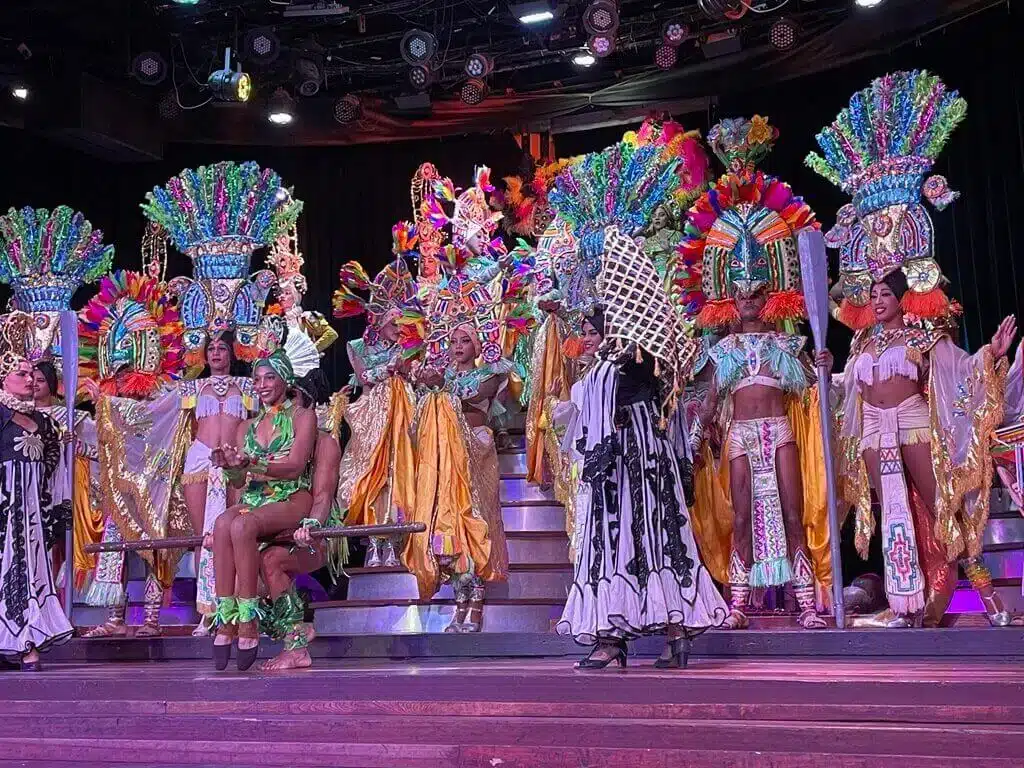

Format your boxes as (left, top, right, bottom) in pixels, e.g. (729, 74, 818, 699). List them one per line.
(500, 477, 553, 503)
(506, 532, 569, 564)
(498, 450, 527, 474)
(312, 598, 564, 634)
(500, 503, 566, 532)
(345, 565, 572, 601)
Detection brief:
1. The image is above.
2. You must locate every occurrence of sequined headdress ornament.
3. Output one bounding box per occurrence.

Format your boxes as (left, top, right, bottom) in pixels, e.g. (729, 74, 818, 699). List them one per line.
(0, 206, 114, 358)
(140, 161, 303, 366)
(806, 70, 965, 330)
(78, 270, 185, 398)
(0, 312, 36, 379)
(410, 163, 449, 283)
(500, 157, 576, 239)
(427, 166, 504, 251)
(682, 115, 818, 329)
(332, 225, 418, 344)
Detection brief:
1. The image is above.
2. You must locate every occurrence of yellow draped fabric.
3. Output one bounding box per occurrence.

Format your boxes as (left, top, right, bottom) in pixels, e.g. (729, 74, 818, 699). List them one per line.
(525, 315, 569, 485)
(71, 455, 104, 590)
(688, 442, 733, 584)
(404, 392, 495, 599)
(340, 377, 417, 528)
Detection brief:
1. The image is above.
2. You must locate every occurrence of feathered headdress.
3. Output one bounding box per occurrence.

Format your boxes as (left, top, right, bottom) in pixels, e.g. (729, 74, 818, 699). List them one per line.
(78, 270, 185, 398)
(499, 157, 576, 239)
(805, 70, 965, 329)
(426, 166, 504, 250)
(0, 206, 114, 312)
(682, 116, 818, 329)
(142, 162, 301, 368)
(623, 117, 712, 216)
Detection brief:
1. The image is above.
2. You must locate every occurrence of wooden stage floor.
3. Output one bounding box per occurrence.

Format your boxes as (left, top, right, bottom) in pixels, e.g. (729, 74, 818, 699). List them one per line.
(1, 656, 1022, 767)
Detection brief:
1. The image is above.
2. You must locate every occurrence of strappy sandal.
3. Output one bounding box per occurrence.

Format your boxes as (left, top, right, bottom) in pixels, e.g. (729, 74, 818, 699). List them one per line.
(576, 639, 627, 669)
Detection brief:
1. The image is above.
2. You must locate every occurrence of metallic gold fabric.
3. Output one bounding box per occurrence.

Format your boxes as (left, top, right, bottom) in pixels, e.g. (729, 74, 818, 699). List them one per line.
(468, 425, 508, 581)
(95, 392, 192, 588)
(787, 387, 833, 591)
(71, 454, 104, 590)
(337, 377, 416, 527)
(688, 441, 733, 584)
(525, 315, 569, 485)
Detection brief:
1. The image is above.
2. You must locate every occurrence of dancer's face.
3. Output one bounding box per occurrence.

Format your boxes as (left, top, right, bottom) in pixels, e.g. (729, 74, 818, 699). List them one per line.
(4, 361, 36, 401)
(736, 288, 767, 322)
(206, 338, 233, 376)
(380, 319, 400, 344)
(254, 365, 288, 406)
(450, 328, 477, 365)
(582, 320, 603, 355)
(871, 282, 902, 324)
(32, 368, 53, 401)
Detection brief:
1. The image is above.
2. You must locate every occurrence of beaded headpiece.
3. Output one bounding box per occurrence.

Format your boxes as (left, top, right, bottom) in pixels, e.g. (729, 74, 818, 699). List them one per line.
(806, 70, 965, 329)
(427, 166, 504, 251)
(410, 163, 449, 284)
(78, 271, 185, 398)
(682, 116, 818, 328)
(141, 161, 303, 367)
(0, 312, 37, 379)
(0, 205, 115, 360)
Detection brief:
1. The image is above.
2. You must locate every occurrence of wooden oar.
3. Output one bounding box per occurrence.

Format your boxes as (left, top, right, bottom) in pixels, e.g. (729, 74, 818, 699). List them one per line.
(84, 522, 425, 554)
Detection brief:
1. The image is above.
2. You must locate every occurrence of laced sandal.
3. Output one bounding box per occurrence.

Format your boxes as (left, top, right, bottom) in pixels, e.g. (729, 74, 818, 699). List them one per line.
(445, 593, 470, 633)
(576, 639, 627, 670)
(654, 636, 691, 669)
(797, 609, 828, 629)
(459, 586, 485, 634)
(365, 538, 383, 568)
(82, 617, 127, 639)
(381, 538, 400, 568)
(192, 614, 215, 637)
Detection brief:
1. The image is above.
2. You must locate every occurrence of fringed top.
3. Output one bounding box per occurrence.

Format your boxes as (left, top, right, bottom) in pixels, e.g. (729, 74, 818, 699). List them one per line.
(853, 346, 922, 390)
(709, 332, 810, 396)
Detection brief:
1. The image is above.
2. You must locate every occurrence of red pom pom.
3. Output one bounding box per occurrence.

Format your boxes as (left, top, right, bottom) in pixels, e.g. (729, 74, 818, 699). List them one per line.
(837, 299, 875, 331)
(697, 299, 740, 329)
(760, 290, 806, 324)
(901, 288, 949, 320)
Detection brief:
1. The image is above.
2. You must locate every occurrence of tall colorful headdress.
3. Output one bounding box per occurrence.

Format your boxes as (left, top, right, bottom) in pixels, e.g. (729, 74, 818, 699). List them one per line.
(140, 161, 303, 367)
(427, 166, 504, 251)
(0, 205, 114, 358)
(805, 70, 965, 329)
(682, 116, 818, 329)
(0, 312, 37, 378)
(410, 163, 449, 283)
(332, 225, 418, 345)
(78, 270, 185, 398)
(499, 158, 576, 240)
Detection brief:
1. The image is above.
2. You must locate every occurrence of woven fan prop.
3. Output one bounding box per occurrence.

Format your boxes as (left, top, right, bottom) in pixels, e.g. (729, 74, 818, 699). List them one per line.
(598, 225, 697, 397)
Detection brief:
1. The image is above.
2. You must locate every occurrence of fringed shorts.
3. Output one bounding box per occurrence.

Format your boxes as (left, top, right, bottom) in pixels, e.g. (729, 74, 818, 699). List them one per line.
(860, 394, 930, 453)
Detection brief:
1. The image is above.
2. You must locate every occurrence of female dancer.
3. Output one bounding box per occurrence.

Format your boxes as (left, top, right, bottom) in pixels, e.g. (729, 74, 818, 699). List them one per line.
(556, 311, 727, 668)
(0, 315, 73, 670)
(809, 70, 1020, 627)
(179, 331, 254, 635)
(208, 348, 317, 670)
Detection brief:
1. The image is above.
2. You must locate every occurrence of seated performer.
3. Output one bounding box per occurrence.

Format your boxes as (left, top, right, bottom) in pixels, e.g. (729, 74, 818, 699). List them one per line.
(258, 370, 344, 672)
(209, 347, 317, 671)
(808, 70, 1021, 628)
(0, 314, 73, 670)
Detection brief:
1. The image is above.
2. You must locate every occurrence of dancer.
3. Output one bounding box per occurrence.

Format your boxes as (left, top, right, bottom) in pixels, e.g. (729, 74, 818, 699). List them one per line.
(402, 277, 511, 633)
(179, 331, 254, 636)
(258, 370, 345, 671)
(268, 219, 338, 356)
(549, 131, 726, 669)
(0, 313, 73, 670)
(332, 242, 418, 568)
(209, 337, 319, 671)
(684, 116, 831, 630)
(79, 270, 189, 639)
(808, 70, 1019, 627)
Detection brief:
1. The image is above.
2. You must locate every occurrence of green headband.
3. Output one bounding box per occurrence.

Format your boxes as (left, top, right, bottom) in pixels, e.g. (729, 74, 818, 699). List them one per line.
(255, 348, 294, 385)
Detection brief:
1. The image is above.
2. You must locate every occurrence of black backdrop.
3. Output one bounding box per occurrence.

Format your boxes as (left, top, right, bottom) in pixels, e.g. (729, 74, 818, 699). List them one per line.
(1, 3, 1021, 388)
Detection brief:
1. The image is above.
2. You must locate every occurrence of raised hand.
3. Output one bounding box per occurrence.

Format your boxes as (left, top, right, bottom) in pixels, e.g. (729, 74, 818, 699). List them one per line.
(991, 316, 1018, 359)
(814, 349, 834, 372)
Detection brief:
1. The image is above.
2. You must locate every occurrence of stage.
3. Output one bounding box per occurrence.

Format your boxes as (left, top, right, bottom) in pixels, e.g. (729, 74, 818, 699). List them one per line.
(2, 631, 1023, 767)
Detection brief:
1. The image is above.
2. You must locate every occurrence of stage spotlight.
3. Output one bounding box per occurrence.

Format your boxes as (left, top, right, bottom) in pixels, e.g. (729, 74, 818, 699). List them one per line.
(855, 0, 885, 6)
(464, 53, 493, 79)
(408, 65, 432, 91)
(460, 78, 488, 106)
(572, 52, 596, 67)
(295, 58, 322, 96)
(333, 94, 362, 124)
(400, 29, 437, 66)
(172, 0, 200, 5)
(769, 18, 799, 50)
(158, 91, 181, 120)
(697, 0, 746, 20)
(654, 44, 678, 70)
(267, 88, 295, 125)
(11, 85, 28, 100)
(207, 48, 251, 102)
(583, 1, 619, 36)
(244, 27, 281, 66)
(587, 35, 616, 58)
(662, 21, 690, 47)
(132, 51, 168, 86)
(510, 2, 555, 24)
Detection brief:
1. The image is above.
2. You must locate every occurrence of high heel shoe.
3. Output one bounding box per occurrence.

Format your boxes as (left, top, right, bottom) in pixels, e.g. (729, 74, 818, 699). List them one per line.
(653, 636, 690, 669)
(575, 640, 627, 669)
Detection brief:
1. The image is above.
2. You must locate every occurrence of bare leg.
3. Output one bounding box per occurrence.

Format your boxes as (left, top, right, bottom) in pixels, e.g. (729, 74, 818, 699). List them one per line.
(777, 443, 825, 628)
(212, 507, 243, 649)
(229, 493, 313, 651)
(723, 455, 753, 629)
(184, 480, 209, 632)
(258, 545, 323, 671)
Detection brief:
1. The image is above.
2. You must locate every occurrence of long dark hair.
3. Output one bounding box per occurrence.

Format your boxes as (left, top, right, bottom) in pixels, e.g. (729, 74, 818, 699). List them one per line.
(200, 331, 251, 378)
(34, 360, 59, 398)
